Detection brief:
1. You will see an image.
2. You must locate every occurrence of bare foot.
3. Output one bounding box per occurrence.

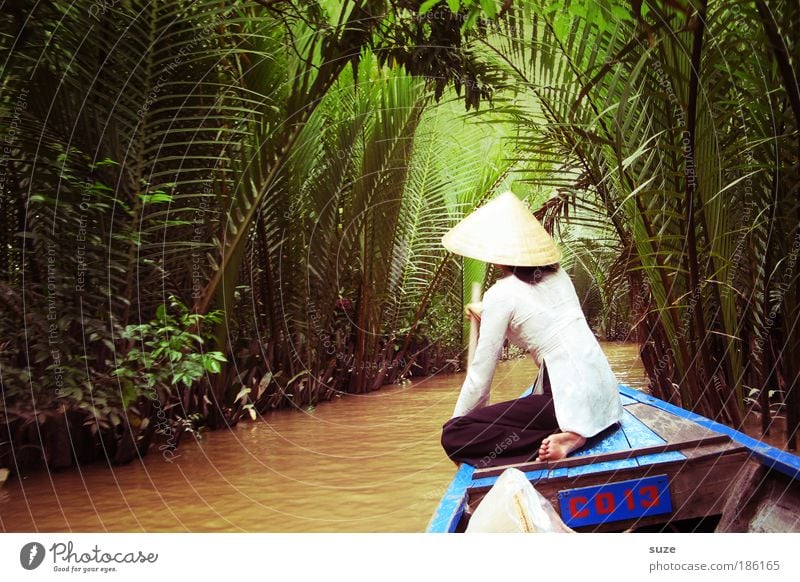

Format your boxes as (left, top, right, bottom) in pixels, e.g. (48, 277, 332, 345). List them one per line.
(535, 432, 587, 462)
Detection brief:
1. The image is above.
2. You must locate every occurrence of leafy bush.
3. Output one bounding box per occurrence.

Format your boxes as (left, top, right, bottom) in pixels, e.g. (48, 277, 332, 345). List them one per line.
(113, 298, 226, 406)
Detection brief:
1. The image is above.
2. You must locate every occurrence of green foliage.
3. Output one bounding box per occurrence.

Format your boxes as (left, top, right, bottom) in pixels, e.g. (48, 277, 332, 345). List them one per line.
(469, 0, 799, 440)
(4, 0, 797, 465)
(420, 0, 500, 27)
(113, 298, 226, 404)
(0, 0, 519, 465)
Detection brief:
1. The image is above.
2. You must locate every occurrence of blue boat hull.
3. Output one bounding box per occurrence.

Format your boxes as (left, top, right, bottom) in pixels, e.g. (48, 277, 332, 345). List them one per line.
(427, 384, 800, 533)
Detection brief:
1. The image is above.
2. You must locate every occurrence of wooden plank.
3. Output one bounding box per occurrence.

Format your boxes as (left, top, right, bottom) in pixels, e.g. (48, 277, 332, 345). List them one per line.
(468, 447, 747, 503)
(715, 462, 800, 533)
(632, 451, 686, 466)
(626, 402, 720, 444)
(547, 467, 569, 479)
(618, 384, 800, 480)
(715, 461, 765, 532)
(565, 405, 684, 476)
(682, 438, 743, 460)
(472, 435, 730, 478)
(620, 393, 639, 406)
(466, 449, 752, 531)
(567, 457, 639, 477)
(620, 407, 667, 447)
(618, 408, 686, 466)
(573, 422, 631, 457)
(746, 470, 800, 532)
(673, 442, 747, 463)
(566, 422, 637, 476)
(469, 469, 548, 492)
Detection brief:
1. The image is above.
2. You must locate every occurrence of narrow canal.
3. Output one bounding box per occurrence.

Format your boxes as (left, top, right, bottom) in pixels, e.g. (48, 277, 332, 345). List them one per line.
(0, 344, 772, 532)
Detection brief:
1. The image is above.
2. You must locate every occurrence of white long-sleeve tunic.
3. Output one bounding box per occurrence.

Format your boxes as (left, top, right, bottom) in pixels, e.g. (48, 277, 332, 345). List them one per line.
(452, 268, 623, 437)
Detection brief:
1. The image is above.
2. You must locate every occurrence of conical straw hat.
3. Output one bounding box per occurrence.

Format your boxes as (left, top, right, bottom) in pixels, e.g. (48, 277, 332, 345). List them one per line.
(442, 191, 561, 266)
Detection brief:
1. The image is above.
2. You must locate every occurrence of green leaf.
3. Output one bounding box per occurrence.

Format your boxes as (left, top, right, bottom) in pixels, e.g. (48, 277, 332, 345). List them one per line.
(202, 355, 222, 373)
(90, 158, 119, 169)
(554, 11, 571, 38)
(419, 0, 442, 15)
(122, 383, 139, 409)
(611, 4, 629, 21)
(92, 181, 114, 192)
(479, 0, 496, 19)
(446, 0, 460, 12)
(462, 9, 480, 31)
(138, 191, 173, 204)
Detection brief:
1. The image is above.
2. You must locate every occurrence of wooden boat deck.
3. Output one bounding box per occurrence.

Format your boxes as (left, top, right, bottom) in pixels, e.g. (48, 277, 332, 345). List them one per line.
(427, 385, 800, 533)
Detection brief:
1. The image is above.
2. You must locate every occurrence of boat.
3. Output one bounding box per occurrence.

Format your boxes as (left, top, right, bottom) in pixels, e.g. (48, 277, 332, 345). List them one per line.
(427, 384, 800, 533)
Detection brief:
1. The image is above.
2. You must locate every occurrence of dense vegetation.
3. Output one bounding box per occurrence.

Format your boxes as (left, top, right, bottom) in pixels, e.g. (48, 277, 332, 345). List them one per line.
(1, 0, 797, 474)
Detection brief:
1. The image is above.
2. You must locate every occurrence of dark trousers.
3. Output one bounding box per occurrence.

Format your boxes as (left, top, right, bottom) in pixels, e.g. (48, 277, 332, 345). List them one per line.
(440, 392, 559, 468)
(441, 366, 559, 468)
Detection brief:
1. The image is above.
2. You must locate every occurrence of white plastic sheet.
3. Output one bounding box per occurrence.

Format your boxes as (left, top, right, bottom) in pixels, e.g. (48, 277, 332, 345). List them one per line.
(465, 468, 574, 533)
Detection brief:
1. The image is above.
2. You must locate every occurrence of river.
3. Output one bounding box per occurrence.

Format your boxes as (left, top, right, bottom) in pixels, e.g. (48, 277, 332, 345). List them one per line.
(0, 343, 780, 532)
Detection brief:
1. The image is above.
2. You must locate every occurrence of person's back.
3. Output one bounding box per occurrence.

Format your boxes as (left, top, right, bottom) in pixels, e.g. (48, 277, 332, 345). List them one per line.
(487, 268, 621, 437)
(495, 268, 585, 353)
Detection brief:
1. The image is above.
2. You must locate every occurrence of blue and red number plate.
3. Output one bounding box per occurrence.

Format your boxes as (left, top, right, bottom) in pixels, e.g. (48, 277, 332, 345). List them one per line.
(557, 474, 672, 528)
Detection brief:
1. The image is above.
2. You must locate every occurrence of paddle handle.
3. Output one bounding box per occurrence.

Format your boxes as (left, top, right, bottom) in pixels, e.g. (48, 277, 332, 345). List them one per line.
(467, 281, 482, 369)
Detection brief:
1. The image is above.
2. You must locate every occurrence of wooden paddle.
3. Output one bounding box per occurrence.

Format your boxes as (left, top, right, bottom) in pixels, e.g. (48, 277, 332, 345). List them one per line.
(452, 281, 482, 471)
(466, 281, 482, 368)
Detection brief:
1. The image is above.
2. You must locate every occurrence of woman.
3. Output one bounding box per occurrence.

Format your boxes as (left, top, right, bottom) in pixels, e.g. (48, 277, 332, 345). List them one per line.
(440, 191, 623, 468)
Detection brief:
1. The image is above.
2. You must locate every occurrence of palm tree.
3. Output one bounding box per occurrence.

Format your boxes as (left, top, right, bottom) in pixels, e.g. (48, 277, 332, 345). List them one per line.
(469, 0, 798, 446)
(0, 0, 513, 468)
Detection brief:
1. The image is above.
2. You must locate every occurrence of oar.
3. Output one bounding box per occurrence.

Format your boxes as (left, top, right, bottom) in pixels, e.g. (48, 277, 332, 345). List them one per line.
(451, 281, 482, 471)
(467, 281, 482, 368)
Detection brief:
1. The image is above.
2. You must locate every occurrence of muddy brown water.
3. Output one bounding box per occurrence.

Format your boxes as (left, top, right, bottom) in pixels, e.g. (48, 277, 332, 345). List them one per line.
(0, 343, 784, 532)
